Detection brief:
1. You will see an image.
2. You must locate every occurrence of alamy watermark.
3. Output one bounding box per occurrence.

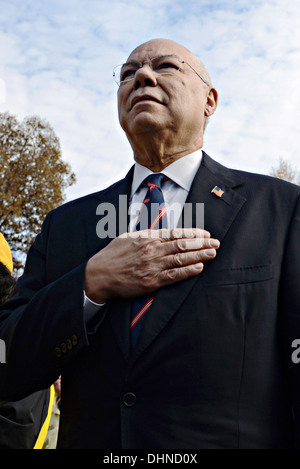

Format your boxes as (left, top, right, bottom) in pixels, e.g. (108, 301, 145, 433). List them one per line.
(0, 339, 6, 363)
(95, 196, 204, 239)
(291, 339, 300, 364)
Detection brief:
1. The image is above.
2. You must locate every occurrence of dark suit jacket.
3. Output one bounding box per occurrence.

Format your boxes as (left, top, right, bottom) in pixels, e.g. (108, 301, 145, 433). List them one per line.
(0, 389, 50, 449)
(0, 153, 299, 449)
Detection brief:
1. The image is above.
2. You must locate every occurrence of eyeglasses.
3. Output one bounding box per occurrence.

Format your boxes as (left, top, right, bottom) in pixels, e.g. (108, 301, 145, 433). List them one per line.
(113, 54, 210, 87)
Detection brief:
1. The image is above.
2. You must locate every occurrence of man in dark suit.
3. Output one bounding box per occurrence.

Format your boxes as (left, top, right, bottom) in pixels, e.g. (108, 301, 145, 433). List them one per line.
(0, 38, 299, 449)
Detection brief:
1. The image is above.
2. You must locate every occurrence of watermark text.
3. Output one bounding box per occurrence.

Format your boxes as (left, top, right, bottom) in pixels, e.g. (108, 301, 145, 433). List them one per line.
(96, 197, 204, 239)
(0, 339, 6, 363)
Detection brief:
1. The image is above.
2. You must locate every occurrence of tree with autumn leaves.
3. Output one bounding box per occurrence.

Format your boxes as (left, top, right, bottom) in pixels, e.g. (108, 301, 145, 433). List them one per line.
(0, 112, 76, 272)
(270, 157, 300, 185)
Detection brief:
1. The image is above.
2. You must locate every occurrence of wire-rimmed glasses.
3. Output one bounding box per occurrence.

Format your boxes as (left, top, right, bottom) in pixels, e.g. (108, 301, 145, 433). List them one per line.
(113, 54, 210, 87)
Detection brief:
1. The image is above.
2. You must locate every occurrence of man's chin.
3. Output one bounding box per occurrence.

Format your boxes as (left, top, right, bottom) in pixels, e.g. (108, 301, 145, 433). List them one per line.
(127, 112, 165, 134)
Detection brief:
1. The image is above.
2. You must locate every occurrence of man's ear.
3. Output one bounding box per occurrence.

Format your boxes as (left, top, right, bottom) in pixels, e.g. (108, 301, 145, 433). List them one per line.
(204, 88, 218, 117)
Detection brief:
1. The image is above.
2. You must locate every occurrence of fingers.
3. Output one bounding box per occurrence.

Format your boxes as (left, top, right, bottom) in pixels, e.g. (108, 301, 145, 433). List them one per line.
(158, 228, 211, 240)
(168, 236, 219, 255)
(160, 262, 205, 286)
(86, 227, 220, 302)
(120, 227, 219, 252)
(120, 226, 220, 276)
(150, 232, 219, 258)
(119, 227, 211, 240)
(151, 229, 219, 288)
(164, 245, 217, 271)
(133, 230, 219, 291)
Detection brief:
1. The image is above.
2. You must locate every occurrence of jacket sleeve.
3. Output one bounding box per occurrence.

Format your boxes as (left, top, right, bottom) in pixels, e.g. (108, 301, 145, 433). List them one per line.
(0, 211, 91, 400)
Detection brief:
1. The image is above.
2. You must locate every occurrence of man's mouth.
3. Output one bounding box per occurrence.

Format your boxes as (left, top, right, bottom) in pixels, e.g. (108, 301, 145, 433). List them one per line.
(130, 95, 161, 109)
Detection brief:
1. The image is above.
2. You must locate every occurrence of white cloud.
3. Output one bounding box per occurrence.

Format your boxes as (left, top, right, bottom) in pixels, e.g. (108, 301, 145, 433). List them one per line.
(0, 0, 299, 202)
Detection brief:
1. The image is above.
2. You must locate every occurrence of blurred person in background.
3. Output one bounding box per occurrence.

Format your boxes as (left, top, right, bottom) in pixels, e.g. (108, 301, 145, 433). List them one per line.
(0, 232, 54, 449)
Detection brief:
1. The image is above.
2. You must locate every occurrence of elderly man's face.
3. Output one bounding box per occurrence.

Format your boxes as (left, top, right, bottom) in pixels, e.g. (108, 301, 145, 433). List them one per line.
(117, 39, 216, 151)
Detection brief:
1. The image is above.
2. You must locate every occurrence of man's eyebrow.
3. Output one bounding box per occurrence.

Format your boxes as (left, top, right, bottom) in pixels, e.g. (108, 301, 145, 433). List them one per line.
(122, 54, 182, 67)
(158, 54, 182, 60)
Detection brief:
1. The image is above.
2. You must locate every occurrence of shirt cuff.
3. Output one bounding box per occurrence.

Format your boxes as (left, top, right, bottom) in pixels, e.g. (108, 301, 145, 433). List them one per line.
(83, 290, 106, 323)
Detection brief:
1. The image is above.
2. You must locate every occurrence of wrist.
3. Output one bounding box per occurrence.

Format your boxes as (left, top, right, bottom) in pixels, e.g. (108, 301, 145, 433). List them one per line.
(84, 258, 109, 304)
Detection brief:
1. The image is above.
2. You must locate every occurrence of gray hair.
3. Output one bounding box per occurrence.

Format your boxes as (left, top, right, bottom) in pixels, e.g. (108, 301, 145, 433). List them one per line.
(192, 55, 213, 88)
(191, 54, 213, 131)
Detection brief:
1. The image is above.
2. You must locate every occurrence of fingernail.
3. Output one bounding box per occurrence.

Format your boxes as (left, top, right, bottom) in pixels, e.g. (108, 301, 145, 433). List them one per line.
(209, 239, 220, 248)
(193, 262, 203, 270)
(205, 248, 216, 257)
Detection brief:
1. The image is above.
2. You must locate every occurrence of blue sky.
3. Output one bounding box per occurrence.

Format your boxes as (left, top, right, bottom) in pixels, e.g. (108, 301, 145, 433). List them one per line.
(0, 0, 299, 201)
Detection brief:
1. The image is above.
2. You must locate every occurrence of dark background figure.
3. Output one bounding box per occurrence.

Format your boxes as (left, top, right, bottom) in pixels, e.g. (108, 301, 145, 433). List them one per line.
(0, 232, 53, 449)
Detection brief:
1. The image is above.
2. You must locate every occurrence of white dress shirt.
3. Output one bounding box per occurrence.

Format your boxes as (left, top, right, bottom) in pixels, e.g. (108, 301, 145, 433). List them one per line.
(84, 149, 203, 318)
(129, 149, 202, 230)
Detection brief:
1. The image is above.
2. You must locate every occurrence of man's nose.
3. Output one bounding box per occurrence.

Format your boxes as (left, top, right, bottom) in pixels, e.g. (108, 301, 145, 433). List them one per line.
(133, 64, 157, 89)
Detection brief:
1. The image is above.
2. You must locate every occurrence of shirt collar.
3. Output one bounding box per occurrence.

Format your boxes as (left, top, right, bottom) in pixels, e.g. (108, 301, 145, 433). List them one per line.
(130, 149, 203, 198)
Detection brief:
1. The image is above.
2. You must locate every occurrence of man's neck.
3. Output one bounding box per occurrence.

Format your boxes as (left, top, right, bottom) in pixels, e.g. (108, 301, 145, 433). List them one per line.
(126, 122, 204, 172)
(132, 141, 203, 172)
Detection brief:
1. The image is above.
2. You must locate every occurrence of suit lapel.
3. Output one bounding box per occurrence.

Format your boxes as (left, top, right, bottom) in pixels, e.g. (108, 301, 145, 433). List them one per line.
(186, 152, 247, 242)
(130, 152, 247, 364)
(84, 167, 134, 257)
(84, 167, 134, 361)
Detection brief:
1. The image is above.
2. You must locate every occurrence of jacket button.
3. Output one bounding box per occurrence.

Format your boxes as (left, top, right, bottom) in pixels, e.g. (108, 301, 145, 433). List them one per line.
(55, 347, 61, 358)
(123, 392, 136, 407)
(71, 335, 78, 346)
(67, 339, 72, 350)
(61, 342, 67, 353)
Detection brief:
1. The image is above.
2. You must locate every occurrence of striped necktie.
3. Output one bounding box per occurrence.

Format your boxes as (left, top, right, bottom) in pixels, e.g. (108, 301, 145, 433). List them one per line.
(130, 173, 167, 347)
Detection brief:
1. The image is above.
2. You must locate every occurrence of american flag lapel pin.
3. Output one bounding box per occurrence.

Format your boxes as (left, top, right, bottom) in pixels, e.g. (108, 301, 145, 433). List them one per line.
(211, 186, 224, 197)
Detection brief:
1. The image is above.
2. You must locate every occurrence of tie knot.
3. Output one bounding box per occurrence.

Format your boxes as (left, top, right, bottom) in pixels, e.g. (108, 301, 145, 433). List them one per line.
(145, 173, 165, 191)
